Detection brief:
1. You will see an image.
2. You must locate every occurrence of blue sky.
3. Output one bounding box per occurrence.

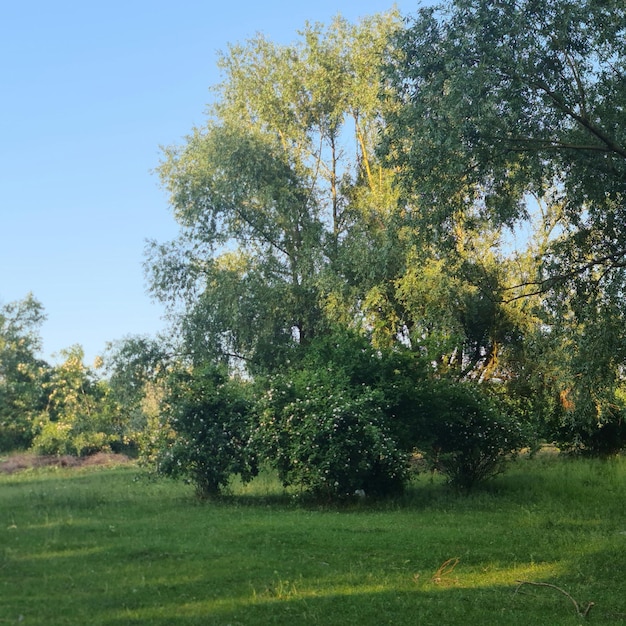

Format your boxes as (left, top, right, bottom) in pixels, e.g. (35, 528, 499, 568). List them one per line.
(1, 0, 424, 365)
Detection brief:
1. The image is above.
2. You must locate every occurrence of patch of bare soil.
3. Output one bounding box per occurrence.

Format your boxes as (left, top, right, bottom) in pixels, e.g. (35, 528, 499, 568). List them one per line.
(0, 452, 132, 474)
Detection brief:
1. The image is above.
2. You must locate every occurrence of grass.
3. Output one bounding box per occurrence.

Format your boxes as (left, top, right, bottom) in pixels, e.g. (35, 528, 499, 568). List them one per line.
(1, 452, 625, 625)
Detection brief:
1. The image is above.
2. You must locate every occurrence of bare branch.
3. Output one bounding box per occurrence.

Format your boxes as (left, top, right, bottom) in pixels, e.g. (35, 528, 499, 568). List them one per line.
(502, 249, 626, 302)
(531, 78, 626, 160)
(515, 580, 594, 619)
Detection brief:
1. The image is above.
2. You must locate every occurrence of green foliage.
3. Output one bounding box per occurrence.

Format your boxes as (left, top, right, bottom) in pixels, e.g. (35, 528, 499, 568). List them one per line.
(0, 294, 49, 451)
(552, 401, 626, 457)
(103, 335, 169, 452)
(155, 364, 258, 497)
(254, 367, 409, 499)
(288, 332, 526, 492)
(382, 0, 626, 454)
(250, 331, 440, 500)
(382, 0, 626, 228)
(32, 421, 111, 457)
(146, 13, 403, 375)
(31, 346, 117, 457)
(299, 331, 429, 446)
(414, 380, 527, 490)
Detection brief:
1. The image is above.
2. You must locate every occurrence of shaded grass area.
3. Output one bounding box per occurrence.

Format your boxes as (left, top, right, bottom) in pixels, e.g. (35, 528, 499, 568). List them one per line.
(1, 454, 625, 625)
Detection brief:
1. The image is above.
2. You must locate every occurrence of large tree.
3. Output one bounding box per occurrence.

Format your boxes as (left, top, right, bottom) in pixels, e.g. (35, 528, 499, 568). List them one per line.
(381, 0, 626, 447)
(146, 12, 403, 374)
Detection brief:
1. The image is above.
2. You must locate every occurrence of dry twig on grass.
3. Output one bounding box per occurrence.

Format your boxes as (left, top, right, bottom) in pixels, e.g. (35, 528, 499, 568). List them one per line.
(515, 580, 594, 618)
(432, 557, 460, 585)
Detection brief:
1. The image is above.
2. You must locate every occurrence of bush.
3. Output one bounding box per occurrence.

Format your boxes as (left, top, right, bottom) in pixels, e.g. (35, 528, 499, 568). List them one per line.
(31, 420, 75, 456)
(554, 412, 626, 457)
(32, 420, 112, 457)
(583, 417, 626, 456)
(298, 331, 429, 447)
(0, 418, 35, 452)
(548, 386, 626, 457)
(155, 364, 258, 498)
(414, 380, 526, 490)
(30, 346, 119, 457)
(254, 368, 409, 500)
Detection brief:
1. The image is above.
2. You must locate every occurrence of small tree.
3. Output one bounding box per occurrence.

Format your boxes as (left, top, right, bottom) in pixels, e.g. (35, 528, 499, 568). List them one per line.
(156, 364, 258, 498)
(103, 335, 169, 453)
(0, 294, 49, 451)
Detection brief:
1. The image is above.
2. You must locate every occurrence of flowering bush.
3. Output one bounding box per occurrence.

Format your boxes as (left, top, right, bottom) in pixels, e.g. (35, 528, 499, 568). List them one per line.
(155, 365, 258, 498)
(254, 368, 409, 500)
(414, 380, 526, 490)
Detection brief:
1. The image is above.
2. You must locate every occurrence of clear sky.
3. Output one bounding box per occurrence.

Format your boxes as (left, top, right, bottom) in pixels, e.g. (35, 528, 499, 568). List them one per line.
(1, 0, 424, 366)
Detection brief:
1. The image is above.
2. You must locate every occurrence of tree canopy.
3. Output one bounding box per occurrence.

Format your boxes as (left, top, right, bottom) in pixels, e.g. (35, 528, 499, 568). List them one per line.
(146, 12, 405, 374)
(0, 294, 48, 450)
(381, 0, 626, 447)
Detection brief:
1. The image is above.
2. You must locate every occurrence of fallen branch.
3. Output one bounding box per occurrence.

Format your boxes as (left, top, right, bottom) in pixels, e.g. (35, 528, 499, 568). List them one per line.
(515, 580, 594, 618)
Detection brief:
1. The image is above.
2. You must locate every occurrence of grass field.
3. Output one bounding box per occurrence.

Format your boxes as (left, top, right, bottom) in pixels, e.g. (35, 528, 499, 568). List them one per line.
(1, 452, 625, 625)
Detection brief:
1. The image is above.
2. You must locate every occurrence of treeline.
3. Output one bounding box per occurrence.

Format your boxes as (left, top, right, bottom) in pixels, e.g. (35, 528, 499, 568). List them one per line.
(2, 0, 626, 498)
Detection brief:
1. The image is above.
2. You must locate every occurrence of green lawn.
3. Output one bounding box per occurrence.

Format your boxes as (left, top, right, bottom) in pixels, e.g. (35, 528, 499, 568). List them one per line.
(1, 453, 625, 625)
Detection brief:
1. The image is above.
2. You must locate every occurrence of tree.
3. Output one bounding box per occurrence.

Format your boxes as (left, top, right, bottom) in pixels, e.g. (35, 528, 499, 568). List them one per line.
(0, 294, 49, 450)
(146, 12, 403, 375)
(382, 0, 626, 233)
(145, 10, 544, 492)
(103, 335, 169, 452)
(381, 0, 626, 450)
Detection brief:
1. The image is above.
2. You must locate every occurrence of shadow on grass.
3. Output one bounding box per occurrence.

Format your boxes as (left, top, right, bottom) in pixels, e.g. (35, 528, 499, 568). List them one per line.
(5, 570, 622, 626)
(2, 458, 626, 625)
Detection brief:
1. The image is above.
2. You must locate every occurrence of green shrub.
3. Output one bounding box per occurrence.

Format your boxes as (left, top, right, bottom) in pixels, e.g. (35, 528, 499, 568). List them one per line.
(583, 417, 626, 456)
(298, 331, 429, 447)
(155, 364, 258, 498)
(0, 417, 35, 452)
(549, 387, 626, 457)
(554, 412, 626, 457)
(415, 380, 526, 490)
(31, 420, 74, 456)
(254, 368, 409, 500)
(32, 416, 114, 457)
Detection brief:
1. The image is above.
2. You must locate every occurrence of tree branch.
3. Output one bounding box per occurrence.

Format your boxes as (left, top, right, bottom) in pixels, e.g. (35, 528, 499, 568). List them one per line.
(502, 249, 626, 302)
(489, 135, 616, 154)
(531, 78, 626, 160)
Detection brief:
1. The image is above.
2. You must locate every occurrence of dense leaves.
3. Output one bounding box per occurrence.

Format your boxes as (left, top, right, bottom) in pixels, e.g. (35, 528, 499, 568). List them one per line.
(382, 0, 626, 452)
(32, 346, 117, 457)
(382, 0, 626, 228)
(254, 367, 409, 499)
(155, 365, 258, 498)
(412, 380, 527, 490)
(146, 13, 403, 374)
(0, 295, 48, 450)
